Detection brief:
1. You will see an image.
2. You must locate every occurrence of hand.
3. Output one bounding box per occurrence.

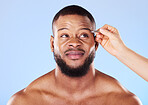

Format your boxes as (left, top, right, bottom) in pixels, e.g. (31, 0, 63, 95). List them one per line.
(95, 24, 126, 56)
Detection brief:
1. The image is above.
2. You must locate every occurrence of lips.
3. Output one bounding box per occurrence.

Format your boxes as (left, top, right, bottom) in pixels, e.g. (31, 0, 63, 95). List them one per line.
(65, 50, 85, 60)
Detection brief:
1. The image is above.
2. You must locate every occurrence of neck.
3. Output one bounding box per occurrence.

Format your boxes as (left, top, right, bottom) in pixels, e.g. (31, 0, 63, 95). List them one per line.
(54, 63, 96, 95)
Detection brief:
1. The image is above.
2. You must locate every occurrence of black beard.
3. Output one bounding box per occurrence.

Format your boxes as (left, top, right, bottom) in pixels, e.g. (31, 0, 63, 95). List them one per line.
(54, 50, 95, 77)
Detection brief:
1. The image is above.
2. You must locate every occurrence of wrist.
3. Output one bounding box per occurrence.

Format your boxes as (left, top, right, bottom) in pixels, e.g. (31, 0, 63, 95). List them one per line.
(114, 44, 129, 59)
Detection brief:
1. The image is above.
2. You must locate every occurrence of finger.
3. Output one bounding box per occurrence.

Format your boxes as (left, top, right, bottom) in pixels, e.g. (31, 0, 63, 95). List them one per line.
(96, 34, 103, 39)
(98, 39, 102, 43)
(96, 33, 109, 39)
(95, 34, 102, 43)
(95, 37, 102, 43)
(101, 24, 118, 33)
(99, 28, 113, 38)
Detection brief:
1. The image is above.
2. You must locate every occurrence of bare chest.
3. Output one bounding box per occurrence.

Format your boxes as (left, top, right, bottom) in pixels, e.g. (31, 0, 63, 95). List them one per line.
(37, 96, 107, 105)
(49, 99, 105, 105)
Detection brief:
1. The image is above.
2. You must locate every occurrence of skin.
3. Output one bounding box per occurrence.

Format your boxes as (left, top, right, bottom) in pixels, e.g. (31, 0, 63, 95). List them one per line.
(7, 15, 142, 105)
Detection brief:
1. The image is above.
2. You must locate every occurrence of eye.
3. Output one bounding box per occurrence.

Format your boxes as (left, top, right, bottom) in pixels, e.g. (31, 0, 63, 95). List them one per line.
(80, 34, 89, 38)
(60, 34, 69, 38)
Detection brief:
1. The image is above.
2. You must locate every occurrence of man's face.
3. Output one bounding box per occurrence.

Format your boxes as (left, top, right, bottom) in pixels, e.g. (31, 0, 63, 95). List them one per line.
(51, 15, 98, 77)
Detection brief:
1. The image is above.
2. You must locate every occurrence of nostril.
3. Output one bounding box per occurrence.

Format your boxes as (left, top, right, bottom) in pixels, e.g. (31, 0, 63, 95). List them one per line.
(68, 43, 81, 47)
(67, 38, 81, 47)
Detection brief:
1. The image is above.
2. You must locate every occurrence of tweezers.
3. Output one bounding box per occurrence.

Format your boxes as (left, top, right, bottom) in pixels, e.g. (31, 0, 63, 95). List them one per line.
(91, 30, 99, 37)
(91, 30, 99, 33)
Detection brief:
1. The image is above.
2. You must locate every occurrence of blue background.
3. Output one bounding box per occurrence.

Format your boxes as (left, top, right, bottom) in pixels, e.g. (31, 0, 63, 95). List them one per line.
(1, 0, 148, 104)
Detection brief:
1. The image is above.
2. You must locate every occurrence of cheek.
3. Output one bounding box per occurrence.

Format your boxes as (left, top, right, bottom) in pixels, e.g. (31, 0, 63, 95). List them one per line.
(89, 46, 96, 54)
(53, 39, 60, 54)
(53, 39, 66, 55)
(84, 41, 95, 54)
(88, 39, 96, 51)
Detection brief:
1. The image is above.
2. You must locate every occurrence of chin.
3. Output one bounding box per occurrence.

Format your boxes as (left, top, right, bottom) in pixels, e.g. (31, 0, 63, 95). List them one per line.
(66, 59, 85, 67)
(67, 62, 84, 68)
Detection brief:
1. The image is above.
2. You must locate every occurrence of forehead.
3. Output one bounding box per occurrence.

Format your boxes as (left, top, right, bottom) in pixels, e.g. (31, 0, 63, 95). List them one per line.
(53, 15, 95, 31)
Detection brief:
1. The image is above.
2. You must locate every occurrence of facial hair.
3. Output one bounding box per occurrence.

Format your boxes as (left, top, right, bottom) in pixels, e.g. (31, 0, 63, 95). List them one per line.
(54, 50, 95, 77)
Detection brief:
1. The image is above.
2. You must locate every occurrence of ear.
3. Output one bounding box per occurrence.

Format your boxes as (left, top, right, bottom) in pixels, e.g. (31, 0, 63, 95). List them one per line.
(50, 35, 54, 52)
(95, 41, 99, 51)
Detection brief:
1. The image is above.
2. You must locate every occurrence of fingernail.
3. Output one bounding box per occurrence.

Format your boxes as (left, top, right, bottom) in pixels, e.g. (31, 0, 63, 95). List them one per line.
(97, 35, 101, 38)
(100, 28, 104, 33)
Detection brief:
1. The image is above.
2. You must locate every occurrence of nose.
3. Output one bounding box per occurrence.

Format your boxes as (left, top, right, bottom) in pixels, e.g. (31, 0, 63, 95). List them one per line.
(67, 38, 81, 48)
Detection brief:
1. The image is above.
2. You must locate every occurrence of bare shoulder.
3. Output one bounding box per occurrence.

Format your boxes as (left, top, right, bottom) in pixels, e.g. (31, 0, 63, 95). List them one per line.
(7, 88, 46, 105)
(95, 70, 128, 92)
(7, 89, 32, 105)
(7, 70, 55, 105)
(95, 70, 142, 105)
(106, 92, 142, 105)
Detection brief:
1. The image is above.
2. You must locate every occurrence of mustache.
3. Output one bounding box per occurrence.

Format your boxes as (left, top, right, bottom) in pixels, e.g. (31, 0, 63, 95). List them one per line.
(64, 48, 85, 54)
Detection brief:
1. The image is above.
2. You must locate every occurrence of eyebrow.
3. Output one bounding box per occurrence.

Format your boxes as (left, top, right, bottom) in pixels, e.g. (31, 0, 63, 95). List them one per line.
(58, 28, 69, 31)
(57, 27, 92, 32)
(79, 28, 91, 31)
